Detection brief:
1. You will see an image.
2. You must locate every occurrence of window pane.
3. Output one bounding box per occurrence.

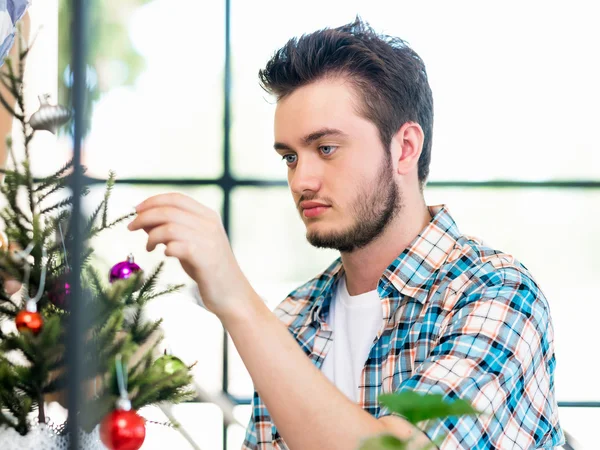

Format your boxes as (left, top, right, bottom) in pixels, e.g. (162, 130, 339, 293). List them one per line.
(424, 187, 599, 402)
(140, 403, 224, 450)
(228, 405, 252, 450)
(230, 0, 600, 182)
(74, 0, 224, 179)
(555, 407, 600, 450)
(229, 186, 598, 402)
(228, 186, 337, 397)
(231, 186, 338, 289)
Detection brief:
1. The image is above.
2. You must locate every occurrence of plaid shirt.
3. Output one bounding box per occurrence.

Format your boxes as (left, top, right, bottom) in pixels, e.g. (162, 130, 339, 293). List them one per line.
(242, 204, 564, 449)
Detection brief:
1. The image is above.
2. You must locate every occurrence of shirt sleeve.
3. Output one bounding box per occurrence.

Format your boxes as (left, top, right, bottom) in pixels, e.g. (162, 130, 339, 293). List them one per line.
(386, 278, 564, 449)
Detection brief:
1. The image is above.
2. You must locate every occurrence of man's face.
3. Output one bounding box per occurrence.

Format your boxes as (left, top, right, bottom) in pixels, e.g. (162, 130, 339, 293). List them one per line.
(274, 77, 402, 253)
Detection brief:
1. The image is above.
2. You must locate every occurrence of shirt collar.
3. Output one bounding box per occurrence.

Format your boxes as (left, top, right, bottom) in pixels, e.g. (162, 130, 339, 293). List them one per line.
(383, 204, 461, 304)
(309, 204, 461, 324)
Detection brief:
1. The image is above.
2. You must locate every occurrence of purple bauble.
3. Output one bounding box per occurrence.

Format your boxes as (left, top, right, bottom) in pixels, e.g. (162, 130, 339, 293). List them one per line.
(48, 273, 71, 309)
(109, 254, 143, 286)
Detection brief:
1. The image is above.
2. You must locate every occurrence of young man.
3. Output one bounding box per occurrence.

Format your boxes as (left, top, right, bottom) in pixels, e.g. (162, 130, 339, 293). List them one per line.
(129, 18, 564, 449)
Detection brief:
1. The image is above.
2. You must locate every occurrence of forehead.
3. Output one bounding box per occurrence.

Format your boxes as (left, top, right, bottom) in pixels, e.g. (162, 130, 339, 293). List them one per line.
(274, 78, 363, 140)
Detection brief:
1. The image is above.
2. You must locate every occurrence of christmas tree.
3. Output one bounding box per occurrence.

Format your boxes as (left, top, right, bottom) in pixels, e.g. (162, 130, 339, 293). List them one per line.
(0, 20, 195, 450)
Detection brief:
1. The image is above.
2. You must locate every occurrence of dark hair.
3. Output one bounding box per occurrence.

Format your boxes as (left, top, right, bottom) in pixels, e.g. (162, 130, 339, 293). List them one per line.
(259, 16, 434, 189)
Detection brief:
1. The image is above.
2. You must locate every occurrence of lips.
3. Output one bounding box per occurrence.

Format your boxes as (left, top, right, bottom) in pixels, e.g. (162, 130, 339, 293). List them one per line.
(300, 201, 330, 210)
(302, 205, 330, 218)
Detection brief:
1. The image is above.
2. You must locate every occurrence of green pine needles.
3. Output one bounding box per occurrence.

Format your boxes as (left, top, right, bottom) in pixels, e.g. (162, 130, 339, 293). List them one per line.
(0, 29, 195, 435)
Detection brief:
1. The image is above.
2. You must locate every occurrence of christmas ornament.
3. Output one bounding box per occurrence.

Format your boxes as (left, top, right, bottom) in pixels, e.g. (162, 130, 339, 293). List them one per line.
(15, 300, 43, 335)
(100, 355, 146, 450)
(14, 244, 48, 335)
(151, 353, 186, 376)
(99, 408, 146, 450)
(29, 94, 71, 134)
(109, 254, 143, 287)
(47, 272, 71, 309)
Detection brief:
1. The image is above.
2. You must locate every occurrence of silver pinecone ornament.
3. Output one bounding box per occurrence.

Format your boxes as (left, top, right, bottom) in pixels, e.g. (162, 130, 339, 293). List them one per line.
(29, 94, 71, 134)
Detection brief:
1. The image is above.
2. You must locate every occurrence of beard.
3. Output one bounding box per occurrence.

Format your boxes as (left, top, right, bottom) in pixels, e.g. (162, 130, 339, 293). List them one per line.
(304, 152, 402, 253)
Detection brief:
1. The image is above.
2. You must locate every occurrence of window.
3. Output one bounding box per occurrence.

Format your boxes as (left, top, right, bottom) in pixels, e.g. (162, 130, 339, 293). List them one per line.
(57, 0, 600, 448)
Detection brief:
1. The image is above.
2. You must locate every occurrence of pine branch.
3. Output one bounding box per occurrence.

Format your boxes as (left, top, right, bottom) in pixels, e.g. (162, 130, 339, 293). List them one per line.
(131, 370, 196, 409)
(0, 358, 34, 435)
(0, 70, 15, 94)
(90, 211, 135, 238)
(1, 175, 34, 238)
(81, 246, 94, 267)
(107, 274, 146, 308)
(134, 262, 164, 301)
(84, 200, 104, 237)
(39, 196, 74, 215)
(36, 179, 69, 204)
(46, 355, 65, 372)
(19, 22, 40, 61)
(0, 90, 22, 121)
(129, 347, 155, 378)
(101, 171, 116, 228)
(0, 168, 29, 183)
(0, 304, 18, 318)
(4, 201, 33, 226)
(141, 284, 185, 304)
(0, 188, 34, 229)
(33, 158, 75, 193)
(4, 59, 25, 125)
(85, 267, 112, 306)
(41, 210, 69, 245)
(129, 315, 163, 346)
(13, 365, 37, 398)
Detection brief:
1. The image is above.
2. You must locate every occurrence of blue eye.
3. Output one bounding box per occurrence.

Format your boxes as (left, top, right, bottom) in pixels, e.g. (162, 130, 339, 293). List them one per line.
(282, 154, 297, 165)
(320, 146, 337, 155)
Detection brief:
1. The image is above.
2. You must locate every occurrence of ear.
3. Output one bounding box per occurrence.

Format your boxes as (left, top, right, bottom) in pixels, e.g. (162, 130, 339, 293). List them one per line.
(390, 122, 424, 176)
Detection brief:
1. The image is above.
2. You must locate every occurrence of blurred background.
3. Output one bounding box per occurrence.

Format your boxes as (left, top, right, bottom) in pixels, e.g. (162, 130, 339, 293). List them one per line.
(18, 0, 599, 448)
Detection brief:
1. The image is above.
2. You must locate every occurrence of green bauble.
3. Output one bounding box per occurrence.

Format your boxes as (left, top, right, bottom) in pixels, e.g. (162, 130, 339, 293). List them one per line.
(151, 355, 186, 376)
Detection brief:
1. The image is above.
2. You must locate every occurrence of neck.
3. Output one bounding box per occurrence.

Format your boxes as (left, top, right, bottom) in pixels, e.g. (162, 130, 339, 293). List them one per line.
(340, 195, 432, 296)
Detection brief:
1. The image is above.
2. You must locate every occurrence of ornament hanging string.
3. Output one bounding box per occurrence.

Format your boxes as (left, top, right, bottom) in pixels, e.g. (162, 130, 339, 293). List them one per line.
(115, 354, 128, 401)
(57, 219, 70, 270)
(14, 242, 48, 310)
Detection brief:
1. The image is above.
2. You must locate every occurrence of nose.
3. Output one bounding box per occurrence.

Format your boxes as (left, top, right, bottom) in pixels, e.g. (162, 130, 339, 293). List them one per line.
(289, 156, 323, 196)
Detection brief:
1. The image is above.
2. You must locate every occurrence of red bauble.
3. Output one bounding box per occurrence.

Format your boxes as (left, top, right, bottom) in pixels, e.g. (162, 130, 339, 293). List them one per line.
(99, 408, 146, 450)
(15, 310, 43, 335)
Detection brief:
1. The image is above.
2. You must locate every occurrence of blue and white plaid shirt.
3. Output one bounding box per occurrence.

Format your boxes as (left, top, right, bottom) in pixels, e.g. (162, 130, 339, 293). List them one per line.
(243, 204, 564, 449)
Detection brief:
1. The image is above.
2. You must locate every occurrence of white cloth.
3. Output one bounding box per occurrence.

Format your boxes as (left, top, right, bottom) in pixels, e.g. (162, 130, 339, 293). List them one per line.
(321, 275, 382, 402)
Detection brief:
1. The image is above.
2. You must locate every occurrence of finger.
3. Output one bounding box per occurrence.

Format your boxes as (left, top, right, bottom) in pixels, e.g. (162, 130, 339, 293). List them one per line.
(164, 241, 190, 259)
(145, 223, 197, 252)
(135, 193, 216, 218)
(128, 206, 200, 232)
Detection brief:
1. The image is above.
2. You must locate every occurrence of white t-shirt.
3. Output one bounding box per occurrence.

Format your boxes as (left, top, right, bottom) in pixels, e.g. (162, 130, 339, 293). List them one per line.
(321, 275, 383, 402)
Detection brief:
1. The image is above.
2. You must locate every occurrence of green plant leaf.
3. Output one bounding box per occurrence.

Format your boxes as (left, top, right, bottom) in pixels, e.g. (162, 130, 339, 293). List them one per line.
(379, 391, 480, 425)
(358, 434, 408, 450)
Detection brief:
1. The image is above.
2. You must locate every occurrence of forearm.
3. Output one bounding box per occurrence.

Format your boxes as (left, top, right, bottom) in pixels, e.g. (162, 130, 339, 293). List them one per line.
(219, 292, 417, 450)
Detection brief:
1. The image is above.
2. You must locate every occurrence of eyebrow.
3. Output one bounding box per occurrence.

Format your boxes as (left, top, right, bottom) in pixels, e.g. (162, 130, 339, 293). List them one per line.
(274, 128, 348, 152)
